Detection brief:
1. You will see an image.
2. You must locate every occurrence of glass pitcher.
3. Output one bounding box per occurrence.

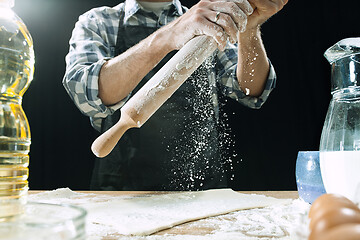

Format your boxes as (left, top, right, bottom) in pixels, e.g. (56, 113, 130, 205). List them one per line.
(320, 38, 360, 202)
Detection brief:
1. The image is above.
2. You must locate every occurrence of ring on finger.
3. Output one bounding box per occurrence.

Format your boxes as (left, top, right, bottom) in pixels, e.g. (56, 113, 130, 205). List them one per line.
(214, 11, 220, 23)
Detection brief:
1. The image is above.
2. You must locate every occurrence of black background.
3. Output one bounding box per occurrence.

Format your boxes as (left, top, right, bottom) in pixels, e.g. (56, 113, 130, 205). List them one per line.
(12, 0, 360, 190)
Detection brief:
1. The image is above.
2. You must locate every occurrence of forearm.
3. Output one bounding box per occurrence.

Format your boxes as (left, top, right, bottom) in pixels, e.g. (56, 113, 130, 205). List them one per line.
(98, 29, 173, 106)
(236, 27, 269, 97)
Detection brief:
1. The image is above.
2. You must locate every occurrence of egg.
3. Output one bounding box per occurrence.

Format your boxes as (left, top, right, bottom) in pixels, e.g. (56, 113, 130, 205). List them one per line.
(309, 207, 360, 240)
(313, 223, 360, 240)
(309, 203, 360, 230)
(309, 193, 359, 220)
(308, 193, 360, 230)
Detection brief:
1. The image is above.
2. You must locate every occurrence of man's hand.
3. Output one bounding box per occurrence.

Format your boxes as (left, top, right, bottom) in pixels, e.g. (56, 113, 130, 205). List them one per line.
(246, 0, 288, 30)
(162, 0, 254, 51)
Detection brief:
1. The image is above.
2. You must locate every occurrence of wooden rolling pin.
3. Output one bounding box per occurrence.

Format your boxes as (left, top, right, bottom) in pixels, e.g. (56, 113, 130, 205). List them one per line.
(91, 35, 218, 158)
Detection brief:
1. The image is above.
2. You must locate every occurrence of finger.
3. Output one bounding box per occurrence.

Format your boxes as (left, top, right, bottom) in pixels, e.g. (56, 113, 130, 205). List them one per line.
(208, 0, 253, 15)
(193, 18, 228, 50)
(208, 11, 240, 43)
(269, 0, 288, 8)
(211, 2, 249, 32)
(250, 0, 286, 15)
(275, 0, 289, 7)
(233, 0, 254, 15)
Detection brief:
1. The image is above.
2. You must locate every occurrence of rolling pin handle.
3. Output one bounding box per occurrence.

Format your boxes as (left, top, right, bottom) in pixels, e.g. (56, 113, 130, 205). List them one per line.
(91, 112, 137, 158)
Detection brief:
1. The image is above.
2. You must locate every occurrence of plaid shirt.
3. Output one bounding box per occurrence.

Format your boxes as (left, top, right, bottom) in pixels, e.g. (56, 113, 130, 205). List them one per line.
(63, 0, 276, 131)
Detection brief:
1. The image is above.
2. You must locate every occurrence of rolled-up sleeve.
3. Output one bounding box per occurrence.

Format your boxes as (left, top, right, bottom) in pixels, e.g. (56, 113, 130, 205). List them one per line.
(215, 43, 276, 109)
(62, 9, 129, 131)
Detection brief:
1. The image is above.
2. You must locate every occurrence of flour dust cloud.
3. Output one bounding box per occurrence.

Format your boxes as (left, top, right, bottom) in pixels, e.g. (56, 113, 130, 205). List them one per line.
(164, 55, 236, 190)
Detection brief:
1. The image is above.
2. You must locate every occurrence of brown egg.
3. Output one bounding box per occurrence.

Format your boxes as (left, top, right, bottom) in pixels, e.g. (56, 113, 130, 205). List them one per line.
(309, 193, 355, 218)
(309, 193, 360, 230)
(314, 223, 360, 240)
(309, 207, 360, 240)
(309, 201, 360, 230)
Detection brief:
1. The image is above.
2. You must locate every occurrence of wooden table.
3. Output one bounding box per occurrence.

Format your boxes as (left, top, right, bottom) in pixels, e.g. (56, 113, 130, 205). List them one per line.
(30, 190, 298, 199)
(89, 190, 296, 198)
(29, 190, 300, 239)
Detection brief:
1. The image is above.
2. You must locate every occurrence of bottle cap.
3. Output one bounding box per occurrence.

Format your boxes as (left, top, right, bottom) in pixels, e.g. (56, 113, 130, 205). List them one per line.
(0, 0, 14, 8)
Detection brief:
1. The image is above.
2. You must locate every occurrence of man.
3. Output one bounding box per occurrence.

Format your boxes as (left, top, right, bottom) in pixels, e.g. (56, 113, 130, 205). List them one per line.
(63, 0, 288, 190)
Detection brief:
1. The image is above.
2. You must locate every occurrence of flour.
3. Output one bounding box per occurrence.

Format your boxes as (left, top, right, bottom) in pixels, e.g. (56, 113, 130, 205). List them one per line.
(130, 36, 216, 117)
(238, 34, 261, 96)
(29, 188, 82, 205)
(28, 189, 310, 240)
(211, 3, 250, 33)
(134, 71, 172, 115)
(118, 199, 310, 240)
(167, 55, 220, 190)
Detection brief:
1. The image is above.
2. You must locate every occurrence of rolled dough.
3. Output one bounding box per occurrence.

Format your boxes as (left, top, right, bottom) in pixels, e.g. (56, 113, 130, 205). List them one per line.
(82, 189, 290, 236)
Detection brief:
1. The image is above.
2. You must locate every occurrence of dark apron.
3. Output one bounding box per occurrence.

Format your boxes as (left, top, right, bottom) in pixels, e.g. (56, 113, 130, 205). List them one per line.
(90, 7, 227, 191)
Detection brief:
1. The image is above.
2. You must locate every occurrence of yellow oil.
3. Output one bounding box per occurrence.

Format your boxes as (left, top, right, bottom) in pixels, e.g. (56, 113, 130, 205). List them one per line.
(0, 4, 34, 221)
(0, 99, 31, 221)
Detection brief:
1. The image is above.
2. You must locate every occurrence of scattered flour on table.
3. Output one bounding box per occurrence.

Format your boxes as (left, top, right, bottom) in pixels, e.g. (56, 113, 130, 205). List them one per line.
(29, 188, 311, 240)
(119, 198, 310, 240)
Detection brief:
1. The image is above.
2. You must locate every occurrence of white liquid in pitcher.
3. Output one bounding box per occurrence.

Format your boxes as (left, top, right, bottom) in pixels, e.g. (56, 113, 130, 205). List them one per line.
(320, 151, 360, 201)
